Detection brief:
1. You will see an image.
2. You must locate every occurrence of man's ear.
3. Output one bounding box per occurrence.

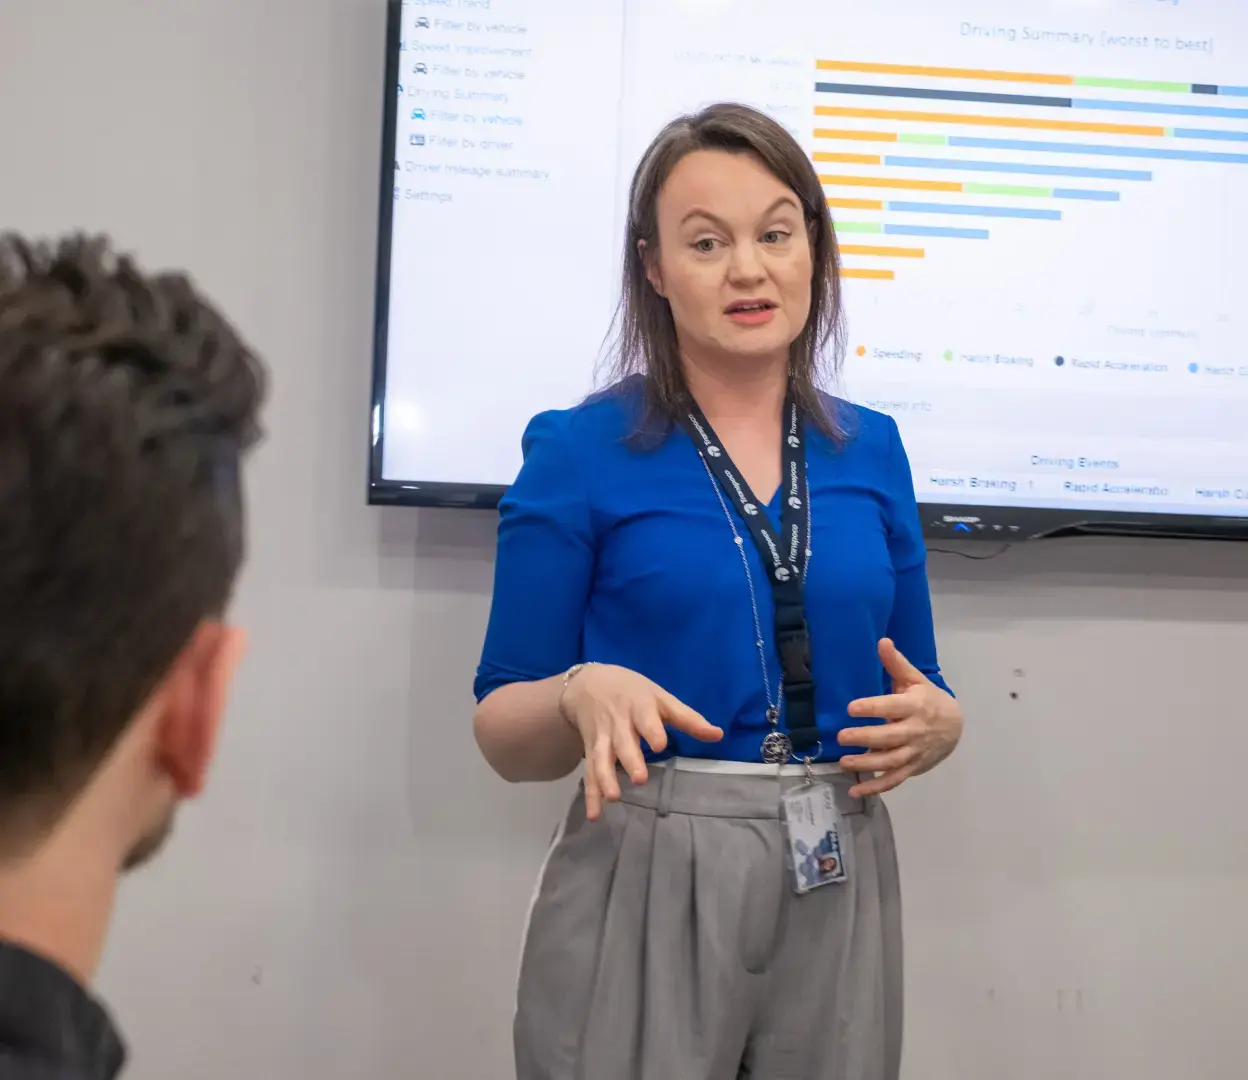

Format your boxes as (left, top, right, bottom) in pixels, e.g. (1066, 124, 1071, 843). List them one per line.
(156, 622, 247, 799)
(639, 239, 665, 297)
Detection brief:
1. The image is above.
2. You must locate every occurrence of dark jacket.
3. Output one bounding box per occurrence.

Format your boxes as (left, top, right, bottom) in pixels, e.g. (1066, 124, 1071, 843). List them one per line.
(0, 942, 125, 1079)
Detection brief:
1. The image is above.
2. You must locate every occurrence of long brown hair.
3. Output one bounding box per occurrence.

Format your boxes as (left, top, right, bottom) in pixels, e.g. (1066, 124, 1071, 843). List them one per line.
(603, 102, 846, 442)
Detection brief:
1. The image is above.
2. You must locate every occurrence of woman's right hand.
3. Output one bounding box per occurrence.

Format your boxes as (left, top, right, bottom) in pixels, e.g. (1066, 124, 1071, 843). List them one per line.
(561, 664, 723, 820)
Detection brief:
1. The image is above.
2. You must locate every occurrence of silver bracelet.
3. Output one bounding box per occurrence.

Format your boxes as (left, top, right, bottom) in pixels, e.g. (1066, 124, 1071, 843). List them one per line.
(558, 662, 595, 727)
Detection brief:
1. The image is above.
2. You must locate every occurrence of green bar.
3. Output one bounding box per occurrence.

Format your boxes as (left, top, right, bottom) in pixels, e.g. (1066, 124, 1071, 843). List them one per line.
(1074, 76, 1191, 93)
(834, 221, 884, 233)
(898, 133, 947, 145)
(965, 182, 1054, 197)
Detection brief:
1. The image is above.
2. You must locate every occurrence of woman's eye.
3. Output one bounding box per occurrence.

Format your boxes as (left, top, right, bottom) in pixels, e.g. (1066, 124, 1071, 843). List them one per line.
(693, 237, 718, 253)
(761, 230, 789, 244)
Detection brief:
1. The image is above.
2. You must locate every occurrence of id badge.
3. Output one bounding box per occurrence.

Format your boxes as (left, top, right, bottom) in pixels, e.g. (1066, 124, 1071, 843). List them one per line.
(781, 783, 848, 894)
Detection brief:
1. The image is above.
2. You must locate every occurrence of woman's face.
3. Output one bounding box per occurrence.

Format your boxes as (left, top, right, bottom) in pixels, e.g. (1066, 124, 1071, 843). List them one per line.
(644, 149, 813, 369)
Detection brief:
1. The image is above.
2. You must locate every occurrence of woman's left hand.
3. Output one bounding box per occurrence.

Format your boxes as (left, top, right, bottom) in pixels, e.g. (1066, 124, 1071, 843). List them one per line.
(838, 638, 963, 798)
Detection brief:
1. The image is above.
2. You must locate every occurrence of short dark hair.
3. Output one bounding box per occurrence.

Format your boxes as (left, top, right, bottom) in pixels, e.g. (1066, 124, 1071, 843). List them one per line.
(606, 102, 846, 440)
(0, 234, 266, 849)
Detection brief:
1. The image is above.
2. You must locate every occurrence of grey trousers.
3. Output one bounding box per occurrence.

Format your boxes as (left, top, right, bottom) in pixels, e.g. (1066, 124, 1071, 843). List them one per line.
(515, 763, 903, 1080)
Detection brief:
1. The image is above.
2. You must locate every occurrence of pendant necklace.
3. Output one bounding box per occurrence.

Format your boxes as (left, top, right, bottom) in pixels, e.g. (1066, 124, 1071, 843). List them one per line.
(695, 452, 812, 763)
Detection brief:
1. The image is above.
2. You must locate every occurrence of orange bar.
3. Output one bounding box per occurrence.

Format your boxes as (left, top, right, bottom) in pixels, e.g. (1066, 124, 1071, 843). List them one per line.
(815, 104, 1165, 137)
(840, 244, 925, 259)
(813, 127, 899, 143)
(816, 58, 1074, 87)
(813, 151, 882, 165)
(842, 267, 896, 280)
(820, 173, 963, 192)
(826, 197, 884, 210)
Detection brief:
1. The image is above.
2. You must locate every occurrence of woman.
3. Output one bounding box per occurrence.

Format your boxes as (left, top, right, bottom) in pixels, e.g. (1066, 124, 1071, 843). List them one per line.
(473, 103, 963, 1079)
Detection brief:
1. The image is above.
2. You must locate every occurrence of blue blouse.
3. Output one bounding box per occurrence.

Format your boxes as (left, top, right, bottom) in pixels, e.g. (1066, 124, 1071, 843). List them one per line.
(474, 380, 951, 763)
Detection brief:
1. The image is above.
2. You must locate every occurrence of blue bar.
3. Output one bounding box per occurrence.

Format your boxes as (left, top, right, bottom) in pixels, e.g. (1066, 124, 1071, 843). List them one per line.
(1216, 86, 1248, 97)
(949, 135, 1248, 165)
(887, 200, 1061, 221)
(1052, 187, 1120, 201)
(1071, 97, 1248, 120)
(883, 154, 1152, 181)
(882, 223, 989, 239)
(1173, 127, 1248, 142)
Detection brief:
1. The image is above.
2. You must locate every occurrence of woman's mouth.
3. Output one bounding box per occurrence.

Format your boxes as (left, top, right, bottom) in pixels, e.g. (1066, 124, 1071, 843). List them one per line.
(724, 299, 777, 326)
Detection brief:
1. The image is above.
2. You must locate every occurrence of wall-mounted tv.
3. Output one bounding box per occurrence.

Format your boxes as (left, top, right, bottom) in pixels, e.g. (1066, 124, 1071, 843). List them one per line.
(370, 0, 1248, 541)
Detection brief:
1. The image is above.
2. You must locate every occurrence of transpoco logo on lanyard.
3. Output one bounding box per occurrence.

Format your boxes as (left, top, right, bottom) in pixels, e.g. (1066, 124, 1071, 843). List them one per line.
(681, 396, 849, 895)
(678, 394, 817, 765)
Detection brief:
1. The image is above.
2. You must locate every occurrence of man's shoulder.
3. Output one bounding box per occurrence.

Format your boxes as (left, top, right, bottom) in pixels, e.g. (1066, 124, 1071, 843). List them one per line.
(0, 944, 125, 1080)
(0, 1048, 98, 1079)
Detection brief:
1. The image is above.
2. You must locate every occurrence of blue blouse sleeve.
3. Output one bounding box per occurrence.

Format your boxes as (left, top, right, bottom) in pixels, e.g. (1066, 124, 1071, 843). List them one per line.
(882, 416, 953, 697)
(474, 410, 595, 702)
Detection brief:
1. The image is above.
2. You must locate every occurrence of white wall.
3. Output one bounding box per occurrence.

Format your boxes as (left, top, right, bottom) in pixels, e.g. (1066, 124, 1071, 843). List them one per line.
(3, 2, 1246, 1077)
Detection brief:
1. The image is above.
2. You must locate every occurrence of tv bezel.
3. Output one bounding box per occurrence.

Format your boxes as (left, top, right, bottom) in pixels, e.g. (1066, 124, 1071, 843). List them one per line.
(367, 0, 1248, 543)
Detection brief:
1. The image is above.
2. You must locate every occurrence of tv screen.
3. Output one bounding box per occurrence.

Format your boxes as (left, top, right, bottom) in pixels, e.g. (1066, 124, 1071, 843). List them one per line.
(370, 0, 1248, 541)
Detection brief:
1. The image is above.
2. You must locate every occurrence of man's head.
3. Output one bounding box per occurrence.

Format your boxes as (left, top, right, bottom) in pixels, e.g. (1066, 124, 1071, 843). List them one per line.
(0, 234, 265, 872)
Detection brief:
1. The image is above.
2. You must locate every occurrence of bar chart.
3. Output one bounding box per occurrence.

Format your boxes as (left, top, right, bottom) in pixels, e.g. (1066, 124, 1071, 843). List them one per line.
(383, 0, 1248, 522)
(814, 58, 1248, 282)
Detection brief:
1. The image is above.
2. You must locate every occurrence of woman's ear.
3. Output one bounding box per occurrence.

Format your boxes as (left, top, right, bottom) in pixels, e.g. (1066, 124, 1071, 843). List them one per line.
(639, 239, 665, 297)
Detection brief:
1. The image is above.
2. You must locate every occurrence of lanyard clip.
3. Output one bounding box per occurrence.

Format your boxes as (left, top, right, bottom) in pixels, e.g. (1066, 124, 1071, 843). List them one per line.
(795, 740, 823, 787)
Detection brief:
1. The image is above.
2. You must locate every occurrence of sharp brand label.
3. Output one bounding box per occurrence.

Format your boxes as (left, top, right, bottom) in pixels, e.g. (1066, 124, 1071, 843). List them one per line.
(788, 458, 799, 499)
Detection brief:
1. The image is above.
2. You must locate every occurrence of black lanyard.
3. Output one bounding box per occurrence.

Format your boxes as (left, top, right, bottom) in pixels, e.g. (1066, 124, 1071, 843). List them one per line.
(679, 395, 818, 755)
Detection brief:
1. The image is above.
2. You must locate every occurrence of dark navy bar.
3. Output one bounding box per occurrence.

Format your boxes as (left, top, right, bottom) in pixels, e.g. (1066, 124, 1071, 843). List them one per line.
(814, 81, 1073, 109)
(1192, 84, 1218, 95)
